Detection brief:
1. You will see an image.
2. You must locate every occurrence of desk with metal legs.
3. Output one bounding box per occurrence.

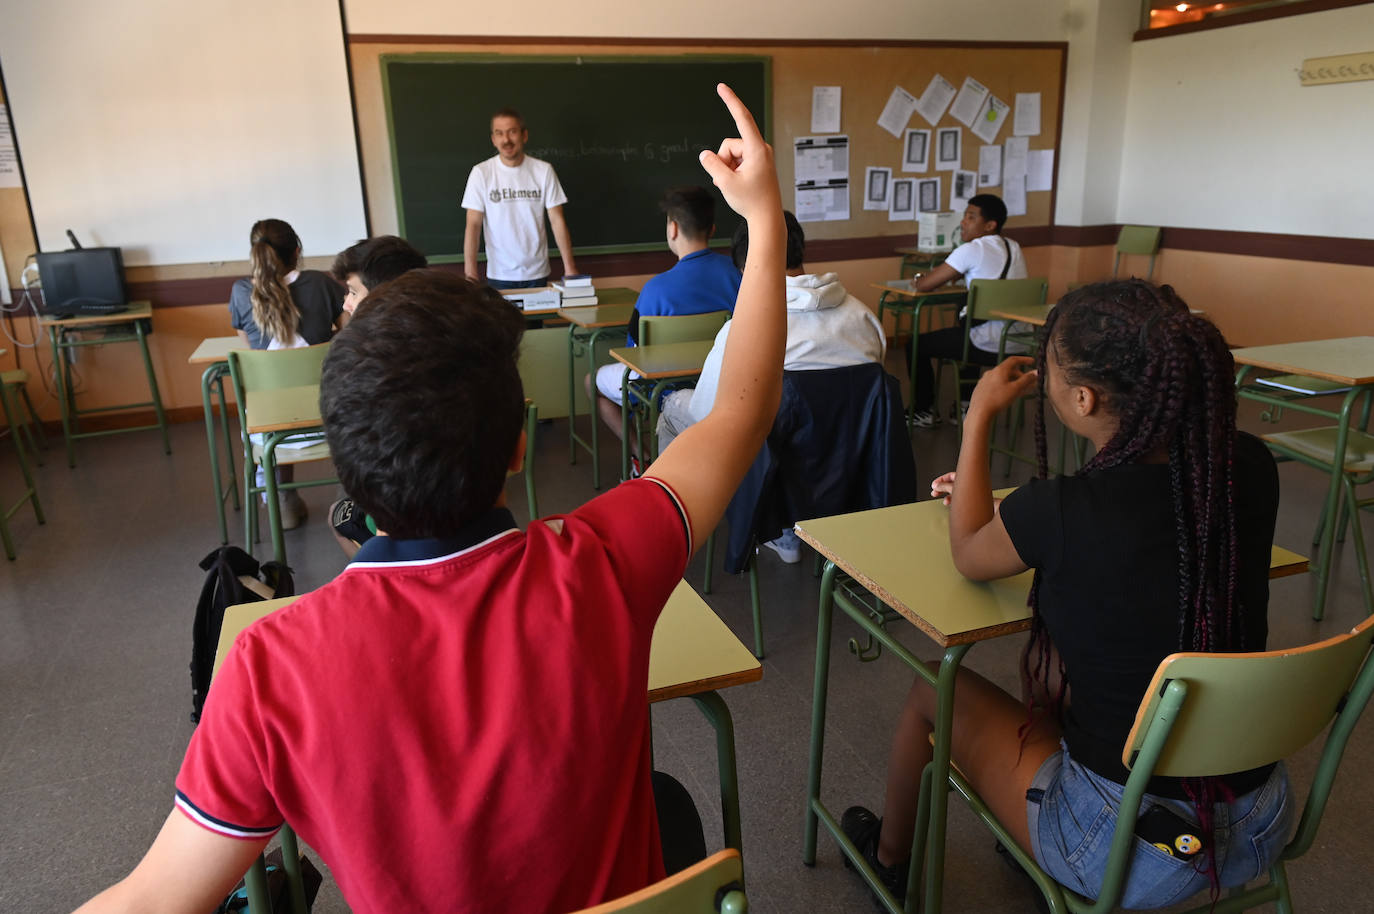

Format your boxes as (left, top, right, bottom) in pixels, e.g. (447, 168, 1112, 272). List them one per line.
(39, 301, 170, 467)
(213, 579, 762, 907)
(189, 337, 247, 544)
(609, 340, 713, 481)
(562, 303, 634, 490)
(0, 346, 45, 559)
(242, 384, 330, 565)
(870, 283, 966, 422)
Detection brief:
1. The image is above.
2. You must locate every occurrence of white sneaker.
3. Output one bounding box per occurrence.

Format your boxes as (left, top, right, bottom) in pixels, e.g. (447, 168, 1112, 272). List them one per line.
(280, 491, 308, 530)
(909, 409, 940, 429)
(763, 529, 802, 564)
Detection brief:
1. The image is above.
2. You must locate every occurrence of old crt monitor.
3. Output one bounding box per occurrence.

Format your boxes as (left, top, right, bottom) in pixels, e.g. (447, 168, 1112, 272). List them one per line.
(35, 247, 129, 317)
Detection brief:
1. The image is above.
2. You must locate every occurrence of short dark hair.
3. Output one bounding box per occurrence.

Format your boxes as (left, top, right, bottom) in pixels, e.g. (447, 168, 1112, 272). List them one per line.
(492, 107, 525, 129)
(968, 194, 1008, 234)
(730, 209, 805, 271)
(658, 186, 715, 240)
(331, 236, 428, 290)
(320, 270, 526, 539)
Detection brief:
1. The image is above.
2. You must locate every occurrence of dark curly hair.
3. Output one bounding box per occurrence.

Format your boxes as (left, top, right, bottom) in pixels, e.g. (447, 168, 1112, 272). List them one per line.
(1026, 278, 1242, 895)
(320, 270, 525, 539)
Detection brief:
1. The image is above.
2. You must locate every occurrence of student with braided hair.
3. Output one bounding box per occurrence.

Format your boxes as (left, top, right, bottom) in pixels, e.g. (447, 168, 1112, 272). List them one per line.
(227, 219, 346, 528)
(843, 279, 1290, 908)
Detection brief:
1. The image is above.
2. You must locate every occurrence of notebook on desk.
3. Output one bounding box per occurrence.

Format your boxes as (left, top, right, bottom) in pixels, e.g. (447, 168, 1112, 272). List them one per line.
(1252, 375, 1354, 396)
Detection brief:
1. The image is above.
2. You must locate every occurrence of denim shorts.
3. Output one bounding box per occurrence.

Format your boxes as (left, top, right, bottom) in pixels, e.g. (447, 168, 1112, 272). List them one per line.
(1026, 743, 1292, 909)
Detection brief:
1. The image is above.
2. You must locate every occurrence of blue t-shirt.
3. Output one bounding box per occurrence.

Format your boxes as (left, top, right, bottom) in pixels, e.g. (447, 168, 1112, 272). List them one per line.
(628, 249, 740, 346)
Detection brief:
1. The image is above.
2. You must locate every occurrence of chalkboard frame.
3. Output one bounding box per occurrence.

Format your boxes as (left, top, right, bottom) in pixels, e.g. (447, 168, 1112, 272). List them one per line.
(379, 52, 772, 263)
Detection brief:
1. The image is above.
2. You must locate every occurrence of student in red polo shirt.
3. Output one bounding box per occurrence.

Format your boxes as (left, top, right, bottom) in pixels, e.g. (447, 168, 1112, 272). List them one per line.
(73, 84, 785, 914)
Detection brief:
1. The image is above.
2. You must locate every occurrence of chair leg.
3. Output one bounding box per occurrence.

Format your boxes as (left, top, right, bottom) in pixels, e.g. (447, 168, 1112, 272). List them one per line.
(20, 385, 48, 451)
(749, 550, 764, 659)
(524, 403, 539, 520)
(1342, 477, 1373, 615)
(703, 529, 715, 594)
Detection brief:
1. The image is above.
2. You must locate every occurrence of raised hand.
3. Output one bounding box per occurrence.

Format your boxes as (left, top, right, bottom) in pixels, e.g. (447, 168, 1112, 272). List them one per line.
(968, 356, 1038, 421)
(698, 84, 780, 220)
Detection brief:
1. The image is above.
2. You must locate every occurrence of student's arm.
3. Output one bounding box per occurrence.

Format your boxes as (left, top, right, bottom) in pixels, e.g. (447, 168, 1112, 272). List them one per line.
(547, 205, 578, 277)
(72, 811, 268, 914)
(913, 261, 962, 292)
(463, 209, 484, 281)
(236, 330, 251, 347)
(947, 357, 1037, 580)
(644, 84, 784, 551)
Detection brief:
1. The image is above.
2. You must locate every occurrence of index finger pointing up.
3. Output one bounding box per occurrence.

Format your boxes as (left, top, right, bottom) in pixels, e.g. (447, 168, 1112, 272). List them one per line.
(716, 83, 762, 143)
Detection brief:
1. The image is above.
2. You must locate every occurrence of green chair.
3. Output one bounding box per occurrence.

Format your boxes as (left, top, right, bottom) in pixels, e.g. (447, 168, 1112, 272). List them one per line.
(574, 848, 747, 913)
(946, 612, 1374, 914)
(2, 369, 49, 464)
(623, 311, 729, 471)
(522, 399, 539, 520)
(1114, 225, 1162, 281)
(227, 345, 335, 560)
(0, 371, 46, 560)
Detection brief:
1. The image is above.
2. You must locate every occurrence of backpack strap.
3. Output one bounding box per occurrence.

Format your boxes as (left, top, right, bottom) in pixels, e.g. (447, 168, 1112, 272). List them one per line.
(998, 236, 1012, 280)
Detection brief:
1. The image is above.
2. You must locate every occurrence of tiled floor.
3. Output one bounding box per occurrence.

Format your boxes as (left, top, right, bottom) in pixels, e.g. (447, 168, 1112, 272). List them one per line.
(1, 362, 1371, 913)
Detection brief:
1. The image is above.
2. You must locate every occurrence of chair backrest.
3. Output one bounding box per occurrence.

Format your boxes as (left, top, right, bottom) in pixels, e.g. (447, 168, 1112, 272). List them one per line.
(573, 849, 747, 914)
(227, 343, 331, 396)
(1113, 224, 1162, 280)
(638, 311, 729, 347)
(966, 277, 1048, 322)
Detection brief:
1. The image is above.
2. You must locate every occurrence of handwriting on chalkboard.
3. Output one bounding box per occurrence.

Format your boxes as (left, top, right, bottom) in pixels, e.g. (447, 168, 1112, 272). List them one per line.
(530, 137, 713, 165)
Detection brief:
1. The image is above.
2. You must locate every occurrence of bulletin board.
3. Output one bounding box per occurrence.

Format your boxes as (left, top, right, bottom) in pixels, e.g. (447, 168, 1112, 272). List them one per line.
(348, 38, 1066, 253)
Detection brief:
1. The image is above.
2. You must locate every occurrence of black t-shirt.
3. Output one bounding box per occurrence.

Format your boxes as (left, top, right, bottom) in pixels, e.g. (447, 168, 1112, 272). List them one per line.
(228, 270, 344, 350)
(1000, 432, 1279, 796)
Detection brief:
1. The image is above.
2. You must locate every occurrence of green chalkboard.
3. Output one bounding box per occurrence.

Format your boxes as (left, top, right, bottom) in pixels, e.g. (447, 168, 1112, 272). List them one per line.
(380, 54, 770, 262)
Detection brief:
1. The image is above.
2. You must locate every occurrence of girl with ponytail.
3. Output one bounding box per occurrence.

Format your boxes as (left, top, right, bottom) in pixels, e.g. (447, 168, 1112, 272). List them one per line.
(229, 219, 345, 350)
(843, 279, 1291, 908)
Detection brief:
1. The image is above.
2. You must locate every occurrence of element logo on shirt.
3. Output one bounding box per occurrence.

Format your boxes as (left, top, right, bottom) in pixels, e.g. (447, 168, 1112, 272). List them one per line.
(488, 187, 543, 205)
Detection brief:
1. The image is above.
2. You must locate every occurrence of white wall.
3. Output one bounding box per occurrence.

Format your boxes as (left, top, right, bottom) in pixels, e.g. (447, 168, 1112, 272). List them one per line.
(343, 0, 1068, 42)
(1117, 4, 1374, 239)
(0, 0, 367, 266)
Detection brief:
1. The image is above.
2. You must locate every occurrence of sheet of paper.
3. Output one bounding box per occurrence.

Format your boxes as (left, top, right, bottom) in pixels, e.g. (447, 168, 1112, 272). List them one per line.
(877, 86, 918, 138)
(1027, 149, 1055, 192)
(794, 135, 849, 182)
(795, 181, 850, 222)
(864, 166, 892, 210)
(949, 76, 990, 127)
(1013, 92, 1042, 137)
(1003, 135, 1029, 180)
(916, 177, 942, 214)
(915, 74, 957, 127)
(970, 94, 1010, 144)
(978, 145, 1003, 187)
(951, 169, 978, 213)
(0, 105, 21, 189)
(811, 86, 842, 134)
(902, 129, 931, 172)
(889, 178, 915, 221)
(935, 127, 962, 171)
(1003, 174, 1027, 217)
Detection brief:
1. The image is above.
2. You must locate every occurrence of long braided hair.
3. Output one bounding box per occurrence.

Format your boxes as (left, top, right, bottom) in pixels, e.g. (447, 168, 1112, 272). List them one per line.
(248, 219, 301, 347)
(1025, 279, 1242, 892)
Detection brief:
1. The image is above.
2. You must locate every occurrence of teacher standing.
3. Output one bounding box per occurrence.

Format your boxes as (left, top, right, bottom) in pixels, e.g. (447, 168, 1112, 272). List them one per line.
(462, 107, 578, 289)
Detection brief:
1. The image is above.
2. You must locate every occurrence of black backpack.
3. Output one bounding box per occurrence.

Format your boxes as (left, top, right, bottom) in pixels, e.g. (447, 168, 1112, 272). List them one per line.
(191, 546, 294, 722)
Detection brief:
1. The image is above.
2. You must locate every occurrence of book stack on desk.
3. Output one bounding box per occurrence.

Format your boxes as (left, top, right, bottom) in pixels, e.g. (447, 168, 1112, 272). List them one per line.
(554, 274, 597, 306)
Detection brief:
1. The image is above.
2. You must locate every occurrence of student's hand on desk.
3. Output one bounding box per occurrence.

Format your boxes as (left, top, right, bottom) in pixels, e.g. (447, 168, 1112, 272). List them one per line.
(967, 356, 1037, 421)
(699, 83, 779, 219)
(931, 471, 957, 505)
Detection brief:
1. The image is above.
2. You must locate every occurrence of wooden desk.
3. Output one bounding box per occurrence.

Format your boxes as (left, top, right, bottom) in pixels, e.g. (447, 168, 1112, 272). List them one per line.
(988, 303, 1054, 327)
(242, 383, 330, 564)
(1233, 337, 1374, 620)
(796, 498, 1311, 914)
(38, 301, 169, 467)
(214, 579, 762, 856)
(870, 282, 967, 421)
(893, 247, 948, 281)
(189, 337, 248, 544)
(0, 345, 45, 559)
(561, 303, 636, 490)
(609, 340, 713, 481)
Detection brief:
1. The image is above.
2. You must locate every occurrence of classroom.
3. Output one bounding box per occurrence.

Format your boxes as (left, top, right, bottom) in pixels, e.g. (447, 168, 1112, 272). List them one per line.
(1, 0, 1373, 911)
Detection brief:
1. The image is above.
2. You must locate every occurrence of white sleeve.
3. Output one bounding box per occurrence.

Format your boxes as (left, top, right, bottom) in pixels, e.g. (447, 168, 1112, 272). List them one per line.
(543, 164, 568, 209)
(943, 239, 978, 277)
(686, 322, 731, 423)
(460, 165, 486, 212)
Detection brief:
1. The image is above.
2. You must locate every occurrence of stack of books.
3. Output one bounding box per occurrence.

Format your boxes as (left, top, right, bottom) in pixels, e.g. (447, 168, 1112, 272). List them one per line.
(554, 274, 597, 306)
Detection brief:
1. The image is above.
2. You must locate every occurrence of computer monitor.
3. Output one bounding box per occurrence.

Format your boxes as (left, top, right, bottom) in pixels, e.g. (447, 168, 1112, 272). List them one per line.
(34, 247, 128, 314)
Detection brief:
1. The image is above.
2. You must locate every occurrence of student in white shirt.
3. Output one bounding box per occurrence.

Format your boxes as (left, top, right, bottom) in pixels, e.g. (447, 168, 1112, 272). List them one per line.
(905, 194, 1027, 428)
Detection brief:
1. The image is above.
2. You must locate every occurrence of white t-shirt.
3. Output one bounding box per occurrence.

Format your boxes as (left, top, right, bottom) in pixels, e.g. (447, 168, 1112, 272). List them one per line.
(461, 155, 569, 282)
(944, 234, 1030, 353)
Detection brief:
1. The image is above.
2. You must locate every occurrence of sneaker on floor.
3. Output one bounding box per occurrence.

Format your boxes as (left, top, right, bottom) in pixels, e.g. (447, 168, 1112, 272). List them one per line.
(763, 529, 802, 564)
(280, 491, 308, 530)
(840, 805, 908, 905)
(909, 408, 940, 429)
